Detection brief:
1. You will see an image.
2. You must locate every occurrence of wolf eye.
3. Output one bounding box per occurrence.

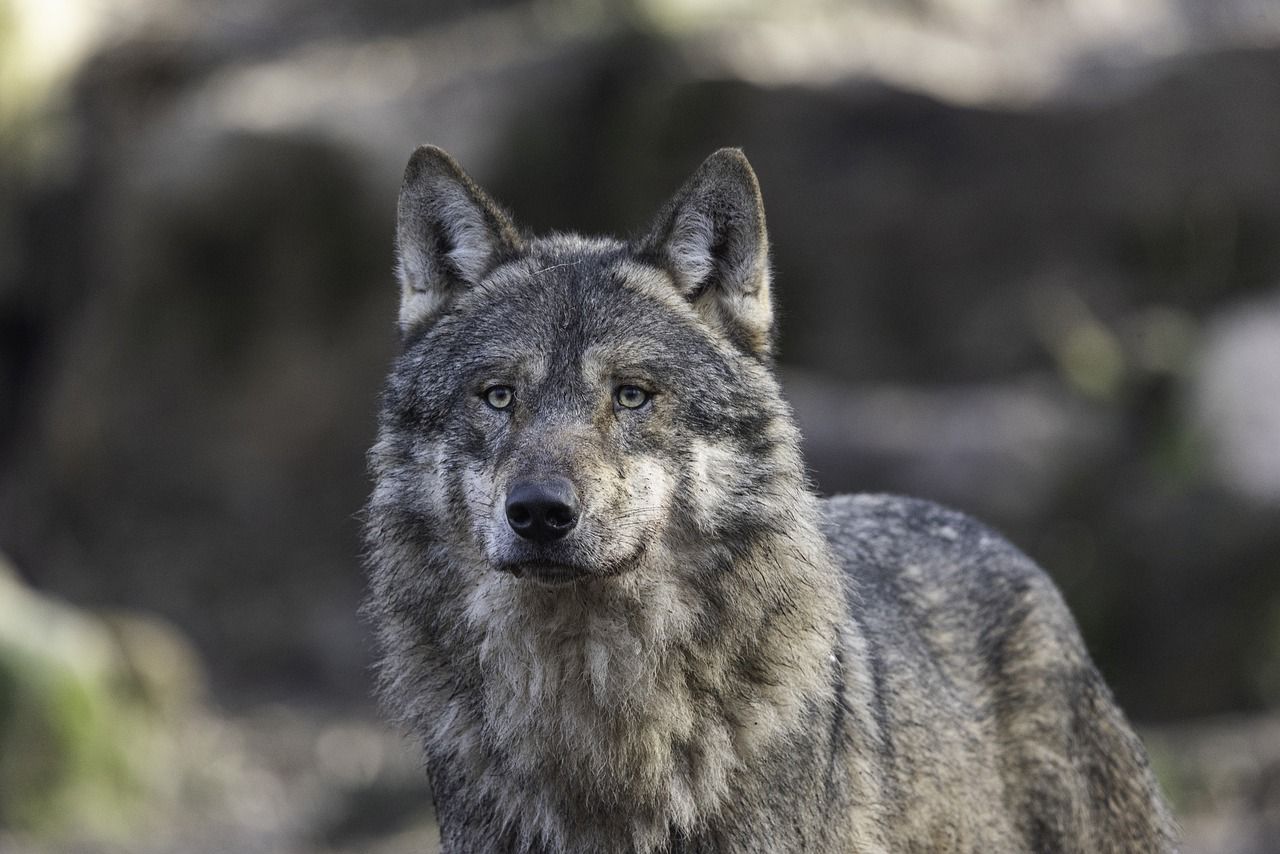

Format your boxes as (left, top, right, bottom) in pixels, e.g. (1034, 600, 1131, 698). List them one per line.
(483, 385, 514, 410)
(615, 385, 650, 410)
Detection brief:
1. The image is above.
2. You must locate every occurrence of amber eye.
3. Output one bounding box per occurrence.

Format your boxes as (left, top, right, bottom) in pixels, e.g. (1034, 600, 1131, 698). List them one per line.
(615, 385, 650, 410)
(484, 385, 514, 410)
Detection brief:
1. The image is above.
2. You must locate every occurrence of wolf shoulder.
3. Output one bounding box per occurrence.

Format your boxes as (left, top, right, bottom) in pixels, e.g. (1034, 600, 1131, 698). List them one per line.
(822, 492, 1087, 664)
(820, 494, 1177, 851)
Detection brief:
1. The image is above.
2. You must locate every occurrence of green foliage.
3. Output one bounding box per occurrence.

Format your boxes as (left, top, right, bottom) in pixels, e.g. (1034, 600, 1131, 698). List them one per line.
(0, 560, 201, 839)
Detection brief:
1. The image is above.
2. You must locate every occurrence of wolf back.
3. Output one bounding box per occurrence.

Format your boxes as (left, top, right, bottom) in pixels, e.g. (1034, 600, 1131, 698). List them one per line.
(362, 145, 1177, 852)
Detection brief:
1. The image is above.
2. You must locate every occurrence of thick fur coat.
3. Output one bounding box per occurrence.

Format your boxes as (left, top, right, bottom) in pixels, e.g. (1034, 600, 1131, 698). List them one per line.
(363, 146, 1177, 852)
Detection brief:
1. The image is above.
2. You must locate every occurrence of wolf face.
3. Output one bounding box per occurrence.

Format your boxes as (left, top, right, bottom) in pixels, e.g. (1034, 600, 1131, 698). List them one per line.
(379, 146, 798, 587)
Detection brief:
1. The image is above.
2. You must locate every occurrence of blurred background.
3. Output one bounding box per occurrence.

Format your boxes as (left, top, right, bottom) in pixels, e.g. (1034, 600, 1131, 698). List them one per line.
(2, 0, 1280, 851)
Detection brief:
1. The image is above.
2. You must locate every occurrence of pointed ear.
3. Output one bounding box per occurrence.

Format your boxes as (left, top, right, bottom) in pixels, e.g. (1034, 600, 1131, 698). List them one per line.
(641, 148, 773, 357)
(395, 145, 522, 332)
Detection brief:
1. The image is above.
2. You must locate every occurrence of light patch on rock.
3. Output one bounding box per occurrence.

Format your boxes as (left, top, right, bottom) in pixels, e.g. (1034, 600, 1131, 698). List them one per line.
(1193, 292, 1280, 503)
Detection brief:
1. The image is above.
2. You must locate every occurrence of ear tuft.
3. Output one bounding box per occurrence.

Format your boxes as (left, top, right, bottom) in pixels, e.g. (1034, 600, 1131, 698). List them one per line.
(395, 145, 522, 333)
(641, 148, 773, 357)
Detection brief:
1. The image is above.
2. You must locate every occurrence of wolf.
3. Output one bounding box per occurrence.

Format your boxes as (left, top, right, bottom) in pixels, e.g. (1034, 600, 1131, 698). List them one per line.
(363, 145, 1177, 853)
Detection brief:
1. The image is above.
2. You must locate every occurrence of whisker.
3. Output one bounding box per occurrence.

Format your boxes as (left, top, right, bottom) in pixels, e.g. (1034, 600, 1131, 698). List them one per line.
(532, 260, 582, 277)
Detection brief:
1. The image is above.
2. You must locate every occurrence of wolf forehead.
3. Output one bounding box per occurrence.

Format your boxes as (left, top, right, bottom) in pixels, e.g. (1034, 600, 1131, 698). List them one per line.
(405, 237, 729, 370)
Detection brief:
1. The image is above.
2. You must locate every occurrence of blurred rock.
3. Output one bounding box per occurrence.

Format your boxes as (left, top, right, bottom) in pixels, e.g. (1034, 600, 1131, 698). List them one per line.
(784, 370, 1119, 520)
(635, 0, 1280, 105)
(1145, 714, 1280, 854)
(1193, 290, 1280, 504)
(0, 702, 437, 854)
(0, 553, 203, 836)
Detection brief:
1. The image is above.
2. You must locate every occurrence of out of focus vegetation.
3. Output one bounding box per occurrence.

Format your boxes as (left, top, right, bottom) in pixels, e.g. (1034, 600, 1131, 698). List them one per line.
(0, 555, 198, 835)
(2, 0, 1280, 851)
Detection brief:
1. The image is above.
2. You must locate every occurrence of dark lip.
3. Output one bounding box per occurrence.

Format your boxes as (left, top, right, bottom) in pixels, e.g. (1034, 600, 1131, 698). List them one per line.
(498, 561, 589, 585)
(496, 540, 649, 584)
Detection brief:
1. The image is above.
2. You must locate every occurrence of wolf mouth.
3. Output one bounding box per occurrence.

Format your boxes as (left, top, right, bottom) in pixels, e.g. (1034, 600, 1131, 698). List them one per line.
(497, 541, 650, 584)
(500, 560, 588, 584)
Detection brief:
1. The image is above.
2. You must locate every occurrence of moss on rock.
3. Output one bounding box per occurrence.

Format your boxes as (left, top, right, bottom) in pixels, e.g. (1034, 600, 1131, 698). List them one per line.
(0, 556, 203, 838)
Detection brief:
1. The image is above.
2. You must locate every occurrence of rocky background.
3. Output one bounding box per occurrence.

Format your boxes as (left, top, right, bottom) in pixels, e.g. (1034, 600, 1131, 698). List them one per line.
(2, 0, 1280, 851)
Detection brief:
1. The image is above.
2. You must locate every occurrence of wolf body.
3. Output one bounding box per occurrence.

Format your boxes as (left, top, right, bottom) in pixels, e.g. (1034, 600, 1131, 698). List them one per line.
(364, 146, 1176, 853)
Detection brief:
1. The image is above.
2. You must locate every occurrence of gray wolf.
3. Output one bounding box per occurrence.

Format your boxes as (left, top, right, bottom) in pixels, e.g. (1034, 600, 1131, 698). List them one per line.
(363, 145, 1177, 852)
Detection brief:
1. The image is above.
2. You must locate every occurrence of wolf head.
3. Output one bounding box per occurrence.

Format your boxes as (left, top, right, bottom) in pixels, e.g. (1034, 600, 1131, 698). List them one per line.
(376, 145, 801, 586)
(367, 149, 842, 849)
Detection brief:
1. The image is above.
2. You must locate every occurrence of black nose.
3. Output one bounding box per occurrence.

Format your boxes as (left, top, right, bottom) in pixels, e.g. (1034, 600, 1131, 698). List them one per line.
(505, 478, 580, 542)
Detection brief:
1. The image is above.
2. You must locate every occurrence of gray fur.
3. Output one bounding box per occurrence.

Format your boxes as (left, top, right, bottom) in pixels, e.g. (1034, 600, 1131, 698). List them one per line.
(364, 146, 1177, 852)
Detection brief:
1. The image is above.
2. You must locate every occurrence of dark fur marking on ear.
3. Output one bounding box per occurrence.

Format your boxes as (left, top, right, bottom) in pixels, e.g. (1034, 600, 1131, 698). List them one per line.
(429, 218, 462, 288)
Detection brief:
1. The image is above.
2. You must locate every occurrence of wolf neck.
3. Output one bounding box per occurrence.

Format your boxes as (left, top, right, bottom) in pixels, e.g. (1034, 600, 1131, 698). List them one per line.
(463, 501, 846, 852)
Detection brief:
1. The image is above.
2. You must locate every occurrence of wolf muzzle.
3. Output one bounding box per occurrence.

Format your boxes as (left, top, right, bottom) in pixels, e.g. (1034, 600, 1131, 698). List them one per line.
(505, 477, 580, 543)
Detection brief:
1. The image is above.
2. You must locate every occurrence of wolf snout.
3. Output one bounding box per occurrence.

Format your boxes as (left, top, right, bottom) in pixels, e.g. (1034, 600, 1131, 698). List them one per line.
(505, 477, 580, 542)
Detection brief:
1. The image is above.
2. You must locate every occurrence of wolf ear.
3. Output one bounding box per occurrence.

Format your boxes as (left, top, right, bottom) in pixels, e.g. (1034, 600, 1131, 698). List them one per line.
(395, 145, 522, 332)
(641, 148, 773, 357)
